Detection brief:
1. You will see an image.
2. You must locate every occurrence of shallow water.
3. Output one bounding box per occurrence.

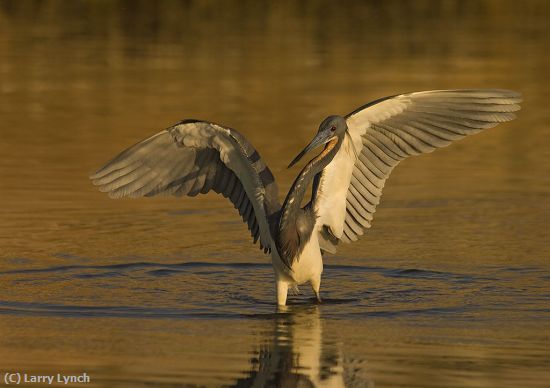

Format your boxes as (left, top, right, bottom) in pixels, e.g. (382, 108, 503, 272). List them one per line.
(1, 1, 549, 387)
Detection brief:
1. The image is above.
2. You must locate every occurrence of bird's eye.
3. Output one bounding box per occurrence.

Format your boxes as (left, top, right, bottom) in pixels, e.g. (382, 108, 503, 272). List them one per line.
(330, 126, 336, 132)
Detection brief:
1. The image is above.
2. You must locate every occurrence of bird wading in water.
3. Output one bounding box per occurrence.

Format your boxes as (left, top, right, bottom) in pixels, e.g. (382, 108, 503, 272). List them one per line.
(90, 89, 521, 306)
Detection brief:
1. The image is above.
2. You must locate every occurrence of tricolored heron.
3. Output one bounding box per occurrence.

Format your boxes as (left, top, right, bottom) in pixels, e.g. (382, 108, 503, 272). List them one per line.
(90, 89, 521, 306)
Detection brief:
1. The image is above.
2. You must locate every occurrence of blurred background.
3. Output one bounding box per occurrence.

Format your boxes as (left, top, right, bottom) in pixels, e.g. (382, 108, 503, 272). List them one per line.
(0, 1, 549, 387)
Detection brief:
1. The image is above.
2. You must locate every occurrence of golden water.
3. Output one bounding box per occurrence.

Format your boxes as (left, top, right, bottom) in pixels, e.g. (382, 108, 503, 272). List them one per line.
(0, 1, 549, 387)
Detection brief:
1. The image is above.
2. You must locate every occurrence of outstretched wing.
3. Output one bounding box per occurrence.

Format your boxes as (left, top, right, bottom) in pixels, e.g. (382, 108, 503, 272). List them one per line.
(312, 89, 521, 253)
(90, 120, 280, 253)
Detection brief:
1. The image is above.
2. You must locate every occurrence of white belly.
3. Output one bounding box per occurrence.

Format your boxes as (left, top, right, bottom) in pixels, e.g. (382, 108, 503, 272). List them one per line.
(271, 232, 323, 285)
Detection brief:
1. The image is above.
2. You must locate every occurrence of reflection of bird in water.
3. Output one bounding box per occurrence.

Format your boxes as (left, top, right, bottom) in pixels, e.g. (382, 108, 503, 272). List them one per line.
(90, 90, 520, 305)
(233, 306, 371, 388)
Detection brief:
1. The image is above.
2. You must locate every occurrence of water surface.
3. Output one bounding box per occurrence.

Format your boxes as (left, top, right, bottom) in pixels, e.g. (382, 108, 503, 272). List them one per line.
(0, 1, 549, 387)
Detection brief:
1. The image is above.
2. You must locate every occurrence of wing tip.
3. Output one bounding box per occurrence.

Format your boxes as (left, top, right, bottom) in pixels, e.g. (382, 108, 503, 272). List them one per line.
(89, 168, 105, 180)
(419, 88, 521, 96)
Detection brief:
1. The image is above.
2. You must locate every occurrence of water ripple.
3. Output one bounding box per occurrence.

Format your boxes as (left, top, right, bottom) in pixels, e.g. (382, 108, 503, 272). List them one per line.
(0, 260, 546, 322)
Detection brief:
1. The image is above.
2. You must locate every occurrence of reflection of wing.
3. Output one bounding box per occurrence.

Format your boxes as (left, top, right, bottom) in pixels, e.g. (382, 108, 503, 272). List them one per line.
(313, 90, 521, 253)
(90, 120, 280, 252)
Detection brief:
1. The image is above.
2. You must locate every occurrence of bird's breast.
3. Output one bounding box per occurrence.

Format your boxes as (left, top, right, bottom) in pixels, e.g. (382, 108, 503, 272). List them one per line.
(291, 233, 323, 284)
(272, 232, 323, 285)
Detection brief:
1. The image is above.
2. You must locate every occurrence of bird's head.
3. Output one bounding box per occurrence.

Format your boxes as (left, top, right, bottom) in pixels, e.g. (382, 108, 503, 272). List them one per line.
(288, 115, 347, 168)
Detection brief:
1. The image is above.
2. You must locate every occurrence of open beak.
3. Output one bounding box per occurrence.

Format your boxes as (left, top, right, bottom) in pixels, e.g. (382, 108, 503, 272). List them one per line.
(287, 132, 331, 168)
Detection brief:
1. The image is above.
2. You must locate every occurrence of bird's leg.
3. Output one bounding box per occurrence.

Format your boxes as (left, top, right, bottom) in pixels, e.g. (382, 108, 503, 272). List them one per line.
(276, 279, 289, 306)
(310, 276, 322, 303)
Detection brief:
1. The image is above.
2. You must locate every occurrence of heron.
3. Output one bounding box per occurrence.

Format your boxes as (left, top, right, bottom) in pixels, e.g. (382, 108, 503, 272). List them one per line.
(90, 89, 521, 306)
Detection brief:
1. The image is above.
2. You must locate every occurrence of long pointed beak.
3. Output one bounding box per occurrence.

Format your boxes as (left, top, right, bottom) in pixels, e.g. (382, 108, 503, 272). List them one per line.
(287, 132, 330, 168)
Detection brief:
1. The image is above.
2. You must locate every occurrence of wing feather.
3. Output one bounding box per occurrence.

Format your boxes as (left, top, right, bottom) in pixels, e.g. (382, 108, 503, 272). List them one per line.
(90, 120, 280, 252)
(314, 89, 521, 253)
